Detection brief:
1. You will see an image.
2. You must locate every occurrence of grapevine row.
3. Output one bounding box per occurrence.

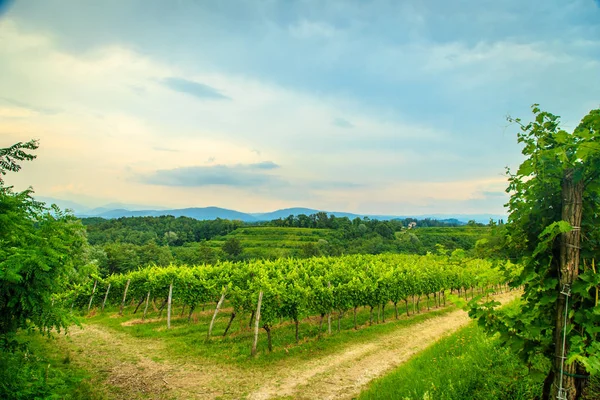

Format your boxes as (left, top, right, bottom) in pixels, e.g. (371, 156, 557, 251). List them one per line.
(62, 253, 516, 354)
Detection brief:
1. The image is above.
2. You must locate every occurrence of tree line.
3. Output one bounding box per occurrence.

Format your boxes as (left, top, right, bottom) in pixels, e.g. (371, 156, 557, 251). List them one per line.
(80, 214, 490, 276)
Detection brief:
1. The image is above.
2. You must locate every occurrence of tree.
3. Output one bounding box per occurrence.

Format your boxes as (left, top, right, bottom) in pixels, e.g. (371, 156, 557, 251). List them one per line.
(300, 242, 321, 258)
(222, 237, 243, 259)
(102, 242, 141, 275)
(470, 105, 600, 399)
(0, 140, 93, 347)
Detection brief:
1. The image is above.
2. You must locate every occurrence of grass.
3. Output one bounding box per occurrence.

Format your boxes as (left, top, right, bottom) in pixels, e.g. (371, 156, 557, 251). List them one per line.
(1, 333, 107, 400)
(81, 296, 453, 368)
(359, 322, 544, 400)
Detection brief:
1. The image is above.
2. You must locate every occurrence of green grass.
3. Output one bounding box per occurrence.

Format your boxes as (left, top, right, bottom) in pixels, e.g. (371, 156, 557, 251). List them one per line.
(1, 333, 107, 400)
(359, 323, 544, 400)
(82, 297, 452, 368)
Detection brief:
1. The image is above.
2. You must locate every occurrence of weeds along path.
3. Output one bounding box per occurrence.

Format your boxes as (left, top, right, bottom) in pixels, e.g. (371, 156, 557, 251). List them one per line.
(59, 292, 517, 399)
(248, 291, 518, 400)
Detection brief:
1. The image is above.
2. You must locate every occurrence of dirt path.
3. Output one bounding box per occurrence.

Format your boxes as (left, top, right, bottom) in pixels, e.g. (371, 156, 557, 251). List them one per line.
(58, 292, 517, 400)
(248, 291, 518, 400)
(63, 324, 256, 399)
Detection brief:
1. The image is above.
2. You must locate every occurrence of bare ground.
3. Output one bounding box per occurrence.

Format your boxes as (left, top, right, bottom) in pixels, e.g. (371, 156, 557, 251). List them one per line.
(63, 324, 255, 399)
(57, 292, 517, 400)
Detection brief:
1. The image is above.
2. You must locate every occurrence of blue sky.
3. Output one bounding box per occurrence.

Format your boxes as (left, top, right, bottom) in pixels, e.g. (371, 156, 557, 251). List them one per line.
(1, 0, 599, 215)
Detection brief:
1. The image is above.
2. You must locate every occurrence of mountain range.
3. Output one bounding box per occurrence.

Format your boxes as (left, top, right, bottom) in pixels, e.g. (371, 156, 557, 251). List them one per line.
(36, 197, 505, 224)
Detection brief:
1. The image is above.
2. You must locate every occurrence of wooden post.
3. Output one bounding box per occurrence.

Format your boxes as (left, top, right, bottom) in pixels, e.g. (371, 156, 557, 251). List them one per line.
(142, 290, 151, 320)
(223, 312, 236, 336)
(327, 281, 332, 334)
(101, 283, 111, 311)
(550, 169, 584, 400)
(167, 283, 173, 329)
(207, 287, 227, 339)
(87, 280, 98, 312)
(119, 279, 130, 316)
(251, 291, 263, 356)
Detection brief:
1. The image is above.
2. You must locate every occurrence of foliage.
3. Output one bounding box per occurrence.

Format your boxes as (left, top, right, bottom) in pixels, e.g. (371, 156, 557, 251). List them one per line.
(68, 253, 509, 353)
(468, 106, 600, 396)
(79, 213, 488, 274)
(0, 142, 94, 347)
(0, 336, 103, 400)
(222, 237, 243, 259)
(0, 140, 99, 399)
(81, 215, 243, 246)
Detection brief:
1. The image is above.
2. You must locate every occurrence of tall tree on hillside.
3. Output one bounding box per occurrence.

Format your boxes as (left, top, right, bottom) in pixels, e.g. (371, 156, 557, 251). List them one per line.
(470, 106, 600, 399)
(223, 237, 243, 259)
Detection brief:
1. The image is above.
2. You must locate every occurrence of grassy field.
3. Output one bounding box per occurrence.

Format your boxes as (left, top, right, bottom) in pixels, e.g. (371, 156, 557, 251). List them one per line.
(207, 227, 336, 258)
(359, 311, 544, 400)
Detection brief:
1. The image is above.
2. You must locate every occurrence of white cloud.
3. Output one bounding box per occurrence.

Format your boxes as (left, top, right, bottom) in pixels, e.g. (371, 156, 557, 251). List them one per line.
(1, 18, 463, 213)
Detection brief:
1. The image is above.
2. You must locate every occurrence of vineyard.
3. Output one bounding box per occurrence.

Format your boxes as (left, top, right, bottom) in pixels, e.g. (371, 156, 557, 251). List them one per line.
(206, 226, 336, 258)
(66, 253, 514, 354)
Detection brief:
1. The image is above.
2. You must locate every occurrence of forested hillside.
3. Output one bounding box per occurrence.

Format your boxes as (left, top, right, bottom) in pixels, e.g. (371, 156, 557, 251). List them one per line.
(80, 214, 492, 276)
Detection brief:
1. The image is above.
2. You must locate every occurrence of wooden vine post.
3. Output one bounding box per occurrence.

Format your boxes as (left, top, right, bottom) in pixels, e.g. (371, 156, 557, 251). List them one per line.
(551, 168, 584, 400)
(207, 287, 228, 339)
(101, 283, 111, 311)
(119, 279, 131, 316)
(327, 281, 332, 335)
(167, 282, 173, 329)
(142, 290, 151, 320)
(87, 280, 97, 312)
(251, 291, 263, 357)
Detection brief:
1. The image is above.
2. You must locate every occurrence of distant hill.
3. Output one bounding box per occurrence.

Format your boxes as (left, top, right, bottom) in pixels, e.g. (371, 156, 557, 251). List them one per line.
(252, 207, 376, 221)
(36, 196, 504, 224)
(36, 197, 92, 214)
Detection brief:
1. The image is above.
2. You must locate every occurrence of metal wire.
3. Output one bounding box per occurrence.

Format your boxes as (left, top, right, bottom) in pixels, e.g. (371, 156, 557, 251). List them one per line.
(557, 284, 571, 400)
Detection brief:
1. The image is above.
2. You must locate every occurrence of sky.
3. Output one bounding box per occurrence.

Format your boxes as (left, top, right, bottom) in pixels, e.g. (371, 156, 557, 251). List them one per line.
(1, 0, 599, 215)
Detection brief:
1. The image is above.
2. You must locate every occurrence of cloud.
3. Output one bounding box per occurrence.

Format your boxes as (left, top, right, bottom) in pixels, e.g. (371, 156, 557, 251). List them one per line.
(3, 3, 599, 215)
(332, 117, 354, 128)
(1, 97, 61, 114)
(140, 162, 282, 187)
(309, 181, 364, 190)
(249, 161, 280, 170)
(162, 77, 230, 100)
(481, 190, 507, 198)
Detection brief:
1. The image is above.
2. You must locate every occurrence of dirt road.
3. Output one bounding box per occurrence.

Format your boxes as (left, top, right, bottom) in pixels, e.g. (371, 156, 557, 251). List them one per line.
(60, 292, 517, 399)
